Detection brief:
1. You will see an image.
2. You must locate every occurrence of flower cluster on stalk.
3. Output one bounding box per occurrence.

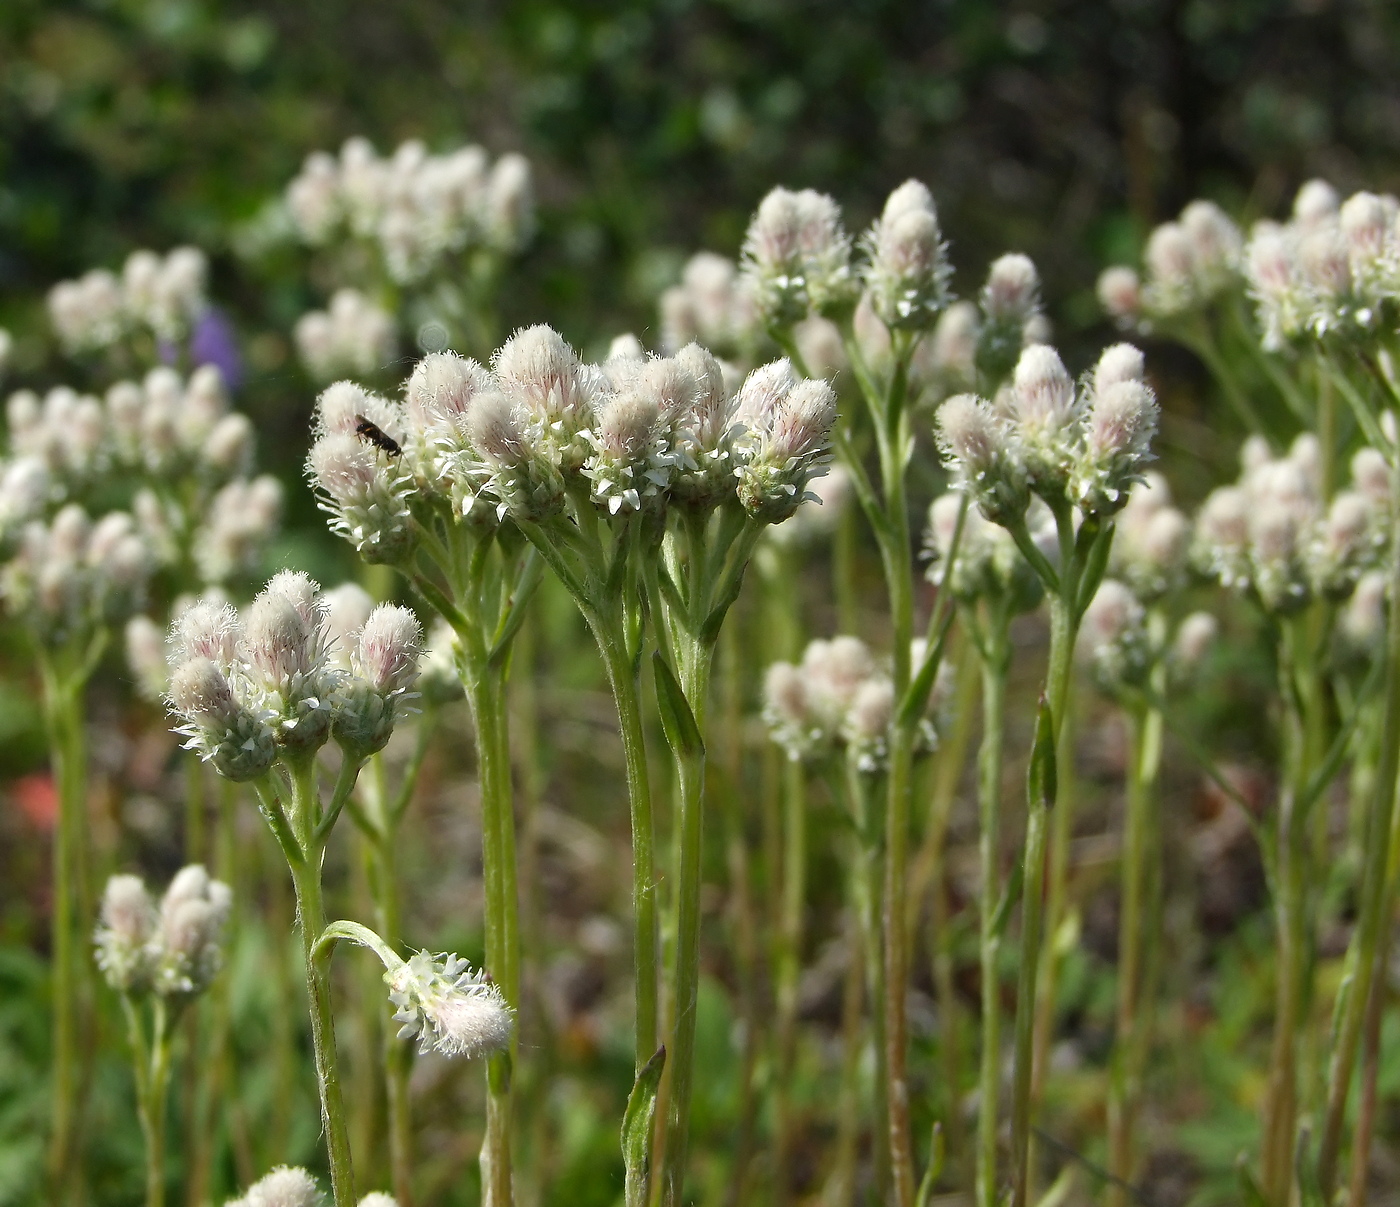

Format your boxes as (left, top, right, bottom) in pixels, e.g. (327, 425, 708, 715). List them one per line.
(48, 247, 208, 353)
(1, 366, 282, 587)
(95, 864, 232, 998)
(282, 137, 535, 282)
(164, 571, 424, 781)
(934, 341, 1159, 525)
(762, 635, 951, 770)
(1193, 434, 1388, 613)
(384, 949, 514, 1060)
(295, 289, 397, 381)
(307, 324, 839, 558)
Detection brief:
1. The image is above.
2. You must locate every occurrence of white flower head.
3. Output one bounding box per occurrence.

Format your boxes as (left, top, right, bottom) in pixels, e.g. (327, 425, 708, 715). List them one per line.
(386, 950, 513, 1060)
(731, 360, 837, 522)
(862, 179, 951, 332)
(933, 392, 1029, 525)
(94, 874, 158, 993)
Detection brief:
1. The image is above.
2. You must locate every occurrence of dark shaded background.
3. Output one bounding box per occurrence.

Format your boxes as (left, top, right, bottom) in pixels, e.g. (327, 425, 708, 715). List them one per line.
(4, 0, 1400, 352)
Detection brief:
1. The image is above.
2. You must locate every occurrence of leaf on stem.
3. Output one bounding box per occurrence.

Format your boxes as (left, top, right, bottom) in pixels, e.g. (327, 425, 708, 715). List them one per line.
(622, 1045, 667, 1207)
(1028, 695, 1057, 811)
(652, 653, 705, 759)
(914, 1121, 944, 1207)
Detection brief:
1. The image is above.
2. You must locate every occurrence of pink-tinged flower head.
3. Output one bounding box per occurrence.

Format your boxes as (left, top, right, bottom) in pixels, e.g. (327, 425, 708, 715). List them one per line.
(353, 604, 423, 696)
(1097, 266, 1142, 326)
(862, 179, 951, 331)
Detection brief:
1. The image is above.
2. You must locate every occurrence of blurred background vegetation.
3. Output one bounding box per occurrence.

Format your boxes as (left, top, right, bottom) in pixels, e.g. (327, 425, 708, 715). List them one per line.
(4, 2, 1400, 1203)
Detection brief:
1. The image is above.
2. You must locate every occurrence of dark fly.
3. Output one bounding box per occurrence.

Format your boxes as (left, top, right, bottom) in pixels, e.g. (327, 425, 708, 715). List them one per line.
(355, 414, 402, 457)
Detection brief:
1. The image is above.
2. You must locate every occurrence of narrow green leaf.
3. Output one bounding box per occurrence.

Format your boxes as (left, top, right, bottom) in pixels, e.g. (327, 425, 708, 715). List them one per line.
(622, 1045, 666, 1207)
(898, 624, 950, 730)
(1028, 696, 1057, 810)
(991, 859, 1025, 940)
(1235, 1155, 1269, 1207)
(915, 1122, 944, 1207)
(653, 652, 705, 759)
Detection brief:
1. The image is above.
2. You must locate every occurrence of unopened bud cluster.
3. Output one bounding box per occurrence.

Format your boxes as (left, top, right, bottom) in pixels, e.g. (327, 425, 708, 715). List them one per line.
(934, 342, 1158, 524)
(48, 247, 207, 352)
(284, 137, 535, 283)
(95, 865, 231, 998)
(1079, 577, 1219, 692)
(295, 289, 397, 381)
(1193, 434, 1387, 612)
(763, 635, 949, 770)
(164, 571, 423, 781)
(308, 326, 838, 558)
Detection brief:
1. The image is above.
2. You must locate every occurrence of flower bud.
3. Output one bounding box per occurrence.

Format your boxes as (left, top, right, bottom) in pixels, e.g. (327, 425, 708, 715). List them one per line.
(155, 863, 232, 995)
(732, 362, 837, 522)
(1097, 266, 1142, 326)
(1078, 579, 1149, 687)
(484, 152, 535, 253)
(1340, 570, 1386, 649)
(1293, 179, 1340, 229)
(1006, 345, 1080, 490)
(1073, 377, 1159, 516)
(358, 1195, 400, 1207)
(976, 253, 1040, 383)
(742, 187, 854, 326)
(323, 583, 375, 670)
(239, 1165, 325, 1207)
(0, 457, 50, 535)
(844, 677, 895, 769)
(126, 614, 169, 700)
(203, 413, 254, 477)
(1351, 446, 1391, 509)
(862, 180, 950, 331)
(353, 604, 423, 695)
(95, 874, 157, 993)
(1173, 612, 1219, 670)
(934, 393, 1029, 525)
(763, 661, 821, 760)
(1180, 199, 1242, 295)
(1093, 343, 1145, 392)
(308, 430, 417, 563)
(168, 656, 277, 782)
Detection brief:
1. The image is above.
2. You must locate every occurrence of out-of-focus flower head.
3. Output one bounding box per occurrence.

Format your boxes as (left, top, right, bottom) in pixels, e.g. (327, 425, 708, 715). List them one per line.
(742, 187, 856, 328)
(295, 289, 397, 381)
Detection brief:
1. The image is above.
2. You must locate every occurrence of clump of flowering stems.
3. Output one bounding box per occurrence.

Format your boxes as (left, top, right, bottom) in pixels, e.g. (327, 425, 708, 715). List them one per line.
(0, 362, 279, 1198)
(309, 324, 836, 1205)
(259, 136, 535, 361)
(95, 866, 231, 1207)
(934, 338, 1159, 1205)
(925, 488, 1042, 1207)
(761, 632, 952, 1198)
(48, 246, 209, 365)
(1072, 474, 1214, 1206)
(0, 498, 153, 1200)
(1191, 432, 1391, 1202)
(323, 583, 463, 1207)
(1106, 178, 1400, 1202)
(163, 574, 489, 1207)
(730, 175, 1051, 1203)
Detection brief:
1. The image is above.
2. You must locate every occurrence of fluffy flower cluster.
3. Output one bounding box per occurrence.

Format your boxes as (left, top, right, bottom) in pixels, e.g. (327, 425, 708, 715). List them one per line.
(307, 326, 838, 557)
(739, 180, 950, 334)
(223, 1165, 357, 1207)
(762, 635, 949, 770)
(1193, 434, 1388, 612)
(1109, 473, 1192, 601)
(1078, 578, 1218, 691)
(284, 137, 535, 283)
(660, 252, 762, 360)
(1095, 199, 1242, 328)
(2, 366, 281, 586)
(95, 865, 231, 997)
(924, 491, 1043, 611)
(385, 949, 513, 1060)
(294, 289, 397, 381)
(1242, 181, 1400, 347)
(164, 572, 423, 781)
(0, 503, 152, 644)
(48, 247, 207, 351)
(934, 342, 1158, 523)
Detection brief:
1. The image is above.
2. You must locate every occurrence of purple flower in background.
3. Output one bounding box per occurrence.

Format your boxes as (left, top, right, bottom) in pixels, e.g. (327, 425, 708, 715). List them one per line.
(190, 308, 244, 391)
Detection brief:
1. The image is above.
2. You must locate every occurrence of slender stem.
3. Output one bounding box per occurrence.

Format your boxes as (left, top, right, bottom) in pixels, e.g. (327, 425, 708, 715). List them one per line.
(291, 854, 357, 1206)
(143, 998, 173, 1207)
(976, 621, 1010, 1207)
(772, 755, 807, 1205)
(598, 626, 660, 1072)
(826, 907, 865, 1207)
(1347, 895, 1395, 1207)
(1010, 593, 1076, 1207)
(467, 662, 519, 1207)
(1317, 472, 1400, 1196)
(42, 656, 90, 1206)
(1106, 686, 1163, 1207)
(661, 638, 713, 1207)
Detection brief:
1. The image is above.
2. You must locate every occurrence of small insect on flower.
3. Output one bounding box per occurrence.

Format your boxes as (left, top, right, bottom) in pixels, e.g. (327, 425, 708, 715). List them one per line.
(355, 415, 402, 457)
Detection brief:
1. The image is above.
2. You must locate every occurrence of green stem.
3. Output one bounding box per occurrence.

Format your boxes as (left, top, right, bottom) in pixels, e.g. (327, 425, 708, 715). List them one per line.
(41, 655, 90, 1206)
(661, 637, 713, 1207)
(772, 755, 807, 1205)
(1106, 685, 1164, 1207)
(597, 626, 660, 1073)
(465, 662, 519, 1207)
(143, 998, 174, 1207)
(291, 852, 356, 1206)
(1318, 473, 1400, 1197)
(1010, 592, 1076, 1207)
(976, 621, 1010, 1207)
(826, 907, 866, 1207)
